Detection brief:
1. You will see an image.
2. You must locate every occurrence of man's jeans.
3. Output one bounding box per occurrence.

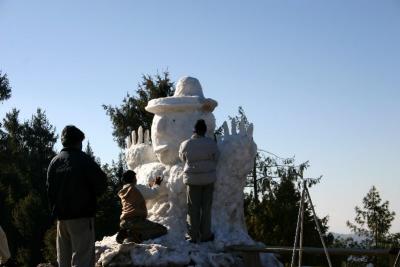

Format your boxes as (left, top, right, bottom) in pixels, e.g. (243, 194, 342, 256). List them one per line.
(57, 217, 95, 267)
(187, 183, 214, 241)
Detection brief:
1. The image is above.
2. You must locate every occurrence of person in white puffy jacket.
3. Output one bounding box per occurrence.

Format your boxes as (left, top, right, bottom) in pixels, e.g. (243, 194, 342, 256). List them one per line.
(0, 226, 10, 265)
(179, 119, 219, 243)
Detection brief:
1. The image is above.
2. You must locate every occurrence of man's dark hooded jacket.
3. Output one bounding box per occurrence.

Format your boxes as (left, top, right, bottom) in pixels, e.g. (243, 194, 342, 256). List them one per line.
(47, 147, 107, 220)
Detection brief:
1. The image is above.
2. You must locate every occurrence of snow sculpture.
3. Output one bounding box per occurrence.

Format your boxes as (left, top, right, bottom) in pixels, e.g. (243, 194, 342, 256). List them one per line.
(96, 77, 282, 267)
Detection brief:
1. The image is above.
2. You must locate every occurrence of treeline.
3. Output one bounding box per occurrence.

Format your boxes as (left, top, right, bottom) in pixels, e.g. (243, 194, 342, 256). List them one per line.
(0, 72, 121, 266)
(1, 71, 398, 266)
(244, 150, 400, 266)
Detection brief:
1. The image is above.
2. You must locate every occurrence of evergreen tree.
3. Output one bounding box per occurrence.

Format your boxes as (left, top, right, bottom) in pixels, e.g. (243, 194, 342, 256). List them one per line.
(347, 186, 396, 248)
(42, 225, 57, 264)
(103, 71, 174, 148)
(244, 158, 333, 265)
(343, 186, 398, 265)
(23, 109, 57, 197)
(0, 71, 11, 102)
(225, 107, 333, 265)
(0, 71, 122, 265)
(85, 141, 100, 163)
(85, 141, 95, 159)
(0, 108, 57, 266)
(96, 158, 124, 240)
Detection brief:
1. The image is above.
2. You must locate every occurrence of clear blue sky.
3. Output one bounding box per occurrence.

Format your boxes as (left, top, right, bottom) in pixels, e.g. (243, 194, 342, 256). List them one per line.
(1, 0, 399, 234)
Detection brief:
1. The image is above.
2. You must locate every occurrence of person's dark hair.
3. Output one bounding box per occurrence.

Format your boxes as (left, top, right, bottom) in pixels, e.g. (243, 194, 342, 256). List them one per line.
(122, 170, 136, 184)
(61, 125, 85, 147)
(194, 119, 207, 136)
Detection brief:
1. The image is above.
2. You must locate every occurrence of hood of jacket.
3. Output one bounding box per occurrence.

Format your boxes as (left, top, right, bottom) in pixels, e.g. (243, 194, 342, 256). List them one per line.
(118, 184, 133, 199)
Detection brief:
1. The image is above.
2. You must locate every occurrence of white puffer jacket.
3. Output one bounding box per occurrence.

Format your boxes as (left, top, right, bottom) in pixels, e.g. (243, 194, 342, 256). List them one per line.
(179, 134, 219, 185)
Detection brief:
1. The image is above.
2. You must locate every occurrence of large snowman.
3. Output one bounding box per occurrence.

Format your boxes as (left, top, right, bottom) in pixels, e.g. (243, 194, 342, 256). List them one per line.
(96, 77, 282, 267)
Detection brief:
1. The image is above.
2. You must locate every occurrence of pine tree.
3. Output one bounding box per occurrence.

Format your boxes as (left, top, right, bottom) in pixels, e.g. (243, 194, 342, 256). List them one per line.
(0, 71, 11, 102)
(244, 163, 332, 265)
(0, 108, 57, 266)
(347, 186, 396, 248)
(226, 107, 334, 265)
(345, 186, 397, 265)
(23, 109, 57, 197)
(85, 141, 101, 163)
(85, 141, 95, 159)
(103, 71, 174, 148)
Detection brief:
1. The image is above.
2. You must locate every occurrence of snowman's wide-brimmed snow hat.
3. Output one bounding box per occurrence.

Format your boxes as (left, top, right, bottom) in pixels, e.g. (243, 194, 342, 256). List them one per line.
(145, 76, 218, 114)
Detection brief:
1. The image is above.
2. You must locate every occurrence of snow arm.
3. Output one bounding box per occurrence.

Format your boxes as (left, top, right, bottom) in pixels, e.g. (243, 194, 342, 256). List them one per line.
(136, 184, 161, 200)
(125, 126, 158, 170)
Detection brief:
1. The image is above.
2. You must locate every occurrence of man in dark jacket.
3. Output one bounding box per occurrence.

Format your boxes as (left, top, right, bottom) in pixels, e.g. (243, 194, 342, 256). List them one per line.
(179, 120, 219, 243)
(47, 125, 107, 267)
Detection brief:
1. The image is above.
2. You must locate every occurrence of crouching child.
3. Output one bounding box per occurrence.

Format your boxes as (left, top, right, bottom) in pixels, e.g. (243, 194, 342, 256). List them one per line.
(116, 170, 167, 243)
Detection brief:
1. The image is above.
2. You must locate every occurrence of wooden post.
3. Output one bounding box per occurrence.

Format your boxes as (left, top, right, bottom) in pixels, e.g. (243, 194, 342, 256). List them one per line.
(291, 187, 305, 267)
(298, 181, 306, 267)
(393, 248, 400, 267)
(305, 186, 333, 267)
(389, 254, 395, 267)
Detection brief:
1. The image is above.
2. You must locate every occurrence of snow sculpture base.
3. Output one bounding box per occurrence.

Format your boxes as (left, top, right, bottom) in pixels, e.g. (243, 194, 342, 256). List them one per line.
(96, 236, 282, 267)
(96, 236, 240, 266)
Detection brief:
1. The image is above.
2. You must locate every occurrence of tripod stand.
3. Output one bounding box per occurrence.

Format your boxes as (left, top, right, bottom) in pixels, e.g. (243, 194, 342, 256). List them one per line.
(290, 180, 332, 267)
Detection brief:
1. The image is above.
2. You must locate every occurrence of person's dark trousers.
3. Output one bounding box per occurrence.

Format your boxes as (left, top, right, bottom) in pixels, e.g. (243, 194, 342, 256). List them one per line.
(118, 217, 167, 243)
(186, 183, 214, 242)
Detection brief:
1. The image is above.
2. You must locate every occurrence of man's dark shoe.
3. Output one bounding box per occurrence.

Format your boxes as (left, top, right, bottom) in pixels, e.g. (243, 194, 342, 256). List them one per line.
(200, 233, 214, 242)
(116, 229, 128, 244)
(124, 231, 142, 243)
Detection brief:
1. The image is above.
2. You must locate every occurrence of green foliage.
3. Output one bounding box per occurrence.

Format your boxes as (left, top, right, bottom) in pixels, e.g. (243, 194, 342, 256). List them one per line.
(12, 192, 47, 239)
(95, 185, 121, 240)
(347, 186, 396, 248)
(86, 143, 124, 240)
(16, 247, 31, 267)
(0, 107, 57, 266)
(0, 71, 11, 102)
(226, 107, 333, 265)
(244, 161, 333, 265)
(95, 155, 124, 241)
(85, 141, 95, 159)
(103, 71, 174, 148)
(13, 192, 49, 265)
(343, 186, 399, 265)
(43, 224, 57, 264)
(85, 141, 101, 164)
(0, 107, 58, 267)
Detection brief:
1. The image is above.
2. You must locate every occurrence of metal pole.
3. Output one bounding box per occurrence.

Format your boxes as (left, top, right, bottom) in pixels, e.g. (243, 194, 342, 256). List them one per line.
(291, 185, 305, 267)
(305, 186, 333, 267)
(298, 181, 306, 267)
(394, 249, 400, 267)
